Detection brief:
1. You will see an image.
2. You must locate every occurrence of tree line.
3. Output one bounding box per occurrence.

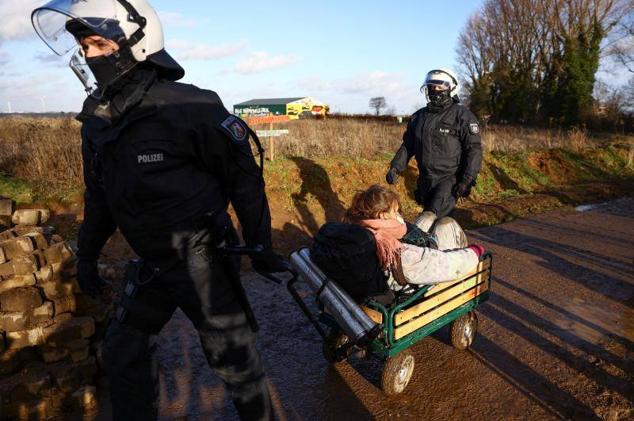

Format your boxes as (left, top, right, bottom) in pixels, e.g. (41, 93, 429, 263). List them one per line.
(457, 0, 634, 128)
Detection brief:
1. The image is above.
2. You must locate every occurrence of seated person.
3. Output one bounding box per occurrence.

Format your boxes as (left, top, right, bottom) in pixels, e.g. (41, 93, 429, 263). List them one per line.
(342, 185, 484, 289)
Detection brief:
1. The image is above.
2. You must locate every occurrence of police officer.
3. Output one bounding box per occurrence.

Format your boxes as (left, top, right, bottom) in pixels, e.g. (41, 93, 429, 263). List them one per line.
(31, 1, 287, 420)
(386, 69, 482, 228)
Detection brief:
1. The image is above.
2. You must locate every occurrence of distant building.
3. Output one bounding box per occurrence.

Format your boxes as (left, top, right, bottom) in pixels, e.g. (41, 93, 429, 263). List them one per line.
(234, 97, 329, 119)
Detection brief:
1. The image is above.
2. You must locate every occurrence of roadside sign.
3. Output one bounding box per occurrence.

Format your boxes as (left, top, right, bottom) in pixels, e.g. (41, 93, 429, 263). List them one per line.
(256, 129, 289, 137)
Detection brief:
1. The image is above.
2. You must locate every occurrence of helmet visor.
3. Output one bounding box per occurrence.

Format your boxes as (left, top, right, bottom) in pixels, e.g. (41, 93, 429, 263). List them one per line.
(425, 79, 451, 90)
(31, 0, 118, 56)
(69, 48, 99, 95)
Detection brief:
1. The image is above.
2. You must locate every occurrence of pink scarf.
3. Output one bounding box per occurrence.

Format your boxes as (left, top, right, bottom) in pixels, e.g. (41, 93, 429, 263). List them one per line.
(357, 218, 407, 270)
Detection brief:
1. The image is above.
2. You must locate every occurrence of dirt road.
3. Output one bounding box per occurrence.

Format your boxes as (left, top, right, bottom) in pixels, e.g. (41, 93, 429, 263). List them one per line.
(106, 198, 634, 420)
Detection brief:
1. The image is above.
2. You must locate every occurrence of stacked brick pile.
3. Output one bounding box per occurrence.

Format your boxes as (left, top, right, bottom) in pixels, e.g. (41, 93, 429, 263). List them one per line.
(0, 198, 110, 420)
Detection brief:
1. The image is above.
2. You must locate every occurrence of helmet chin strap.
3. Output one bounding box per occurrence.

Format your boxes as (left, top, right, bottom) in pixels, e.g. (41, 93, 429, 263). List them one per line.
(115, 0, 147, 47)
(85, 47, 139, 100)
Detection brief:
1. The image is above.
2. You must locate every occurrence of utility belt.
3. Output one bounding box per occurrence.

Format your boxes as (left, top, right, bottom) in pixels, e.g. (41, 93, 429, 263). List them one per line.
(115, 240, 265, 334)
(115, 259, 172, 334)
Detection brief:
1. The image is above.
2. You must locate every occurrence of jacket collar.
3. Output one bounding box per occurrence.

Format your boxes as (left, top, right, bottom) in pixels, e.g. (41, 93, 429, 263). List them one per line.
(76, 68, 158, 149)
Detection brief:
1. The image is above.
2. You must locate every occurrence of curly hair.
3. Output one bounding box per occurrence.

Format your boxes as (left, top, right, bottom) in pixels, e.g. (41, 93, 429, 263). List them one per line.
(344, 184, 400, 223)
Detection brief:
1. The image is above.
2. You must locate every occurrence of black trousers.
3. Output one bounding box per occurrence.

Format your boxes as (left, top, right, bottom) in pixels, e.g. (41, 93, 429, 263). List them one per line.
(415, 176, 457, 218)
(103, 230, 272, 421)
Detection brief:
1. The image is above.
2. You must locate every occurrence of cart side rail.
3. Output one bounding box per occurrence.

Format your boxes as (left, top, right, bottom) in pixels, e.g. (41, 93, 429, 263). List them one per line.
(391, 255, 492, 341)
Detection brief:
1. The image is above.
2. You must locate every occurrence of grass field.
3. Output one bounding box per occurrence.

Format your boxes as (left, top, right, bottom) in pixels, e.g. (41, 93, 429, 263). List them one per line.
(1, 116, 632, 191)
(1, 116, 633, 250)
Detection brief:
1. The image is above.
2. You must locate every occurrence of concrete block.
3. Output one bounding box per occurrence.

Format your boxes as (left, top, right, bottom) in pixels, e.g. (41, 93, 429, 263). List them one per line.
(37, 344, 70, 363)
(0, 287, 43, 312)
(11, 209, 50, 226)
(72, 386, 97, 411)
(0, 247, 5, 265)
(0, 274, 36, 294)
(34, 265, 55, 284)
(0, 311, 29, 332)
(0, 347, 38, 376)
(0, 198, 15, 216)
(13, 225, 45, 237)
(52, 295, 76, 316)
(6, 325, 45, 349)
(32, 301, 55, 319)
(0, 255, 40, 278)
(70, 346, 90, 363)
(1, 397, 53, 421)
(0, 367, 51, 402)
(0, 198, 15, 229)
(23, 232, 48, 250)
(0, 306, 54, 332)
(43, 243, 74, 265)
(0, 228, 18, 242)
(48, 356, 97, 391)
(0, 237, 35, 260)
(44, 316, 95, 347)
(5, 314, 72, 349)
(39, 279, 77, 300)
(30, 250, 47, 270)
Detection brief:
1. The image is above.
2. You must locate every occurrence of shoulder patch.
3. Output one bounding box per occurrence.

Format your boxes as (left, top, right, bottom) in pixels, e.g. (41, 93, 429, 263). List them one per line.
(468, 122, 480, 135)
(220, 115, 249, 144)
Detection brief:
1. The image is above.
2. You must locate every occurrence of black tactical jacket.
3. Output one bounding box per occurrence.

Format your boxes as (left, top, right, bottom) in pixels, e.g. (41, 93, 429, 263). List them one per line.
(75, 70, 272, 263)
(390, 102, 483, 183)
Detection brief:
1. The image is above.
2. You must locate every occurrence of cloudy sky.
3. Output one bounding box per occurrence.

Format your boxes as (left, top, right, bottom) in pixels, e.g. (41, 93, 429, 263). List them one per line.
(0, 0, 626, 114)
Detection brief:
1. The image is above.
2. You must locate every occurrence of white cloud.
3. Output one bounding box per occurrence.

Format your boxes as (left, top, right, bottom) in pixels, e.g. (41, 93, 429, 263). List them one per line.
(298, 71, 405, 96)
(234, 52, 298, 74)
(0, 71, 83, 112)
(158, 11, 205, 29)
(34, 51, 67, 68)
(296, 71, 422, 114)
(167, 39, 248, 61)
(0, 49, 9, 66)
(0, 1, 42, 43)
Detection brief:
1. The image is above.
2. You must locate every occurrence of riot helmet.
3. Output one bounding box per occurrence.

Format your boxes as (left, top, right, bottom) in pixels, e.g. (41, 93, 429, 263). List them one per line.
(31, 0, 184, 97)
(421, 68, 459, 108)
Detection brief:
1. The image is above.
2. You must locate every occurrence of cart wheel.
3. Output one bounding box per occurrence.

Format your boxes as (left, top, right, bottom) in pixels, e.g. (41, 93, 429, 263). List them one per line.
(450, 311, 478, 350)
(322, 331, 350, 364)
(381, 350, 415, 395)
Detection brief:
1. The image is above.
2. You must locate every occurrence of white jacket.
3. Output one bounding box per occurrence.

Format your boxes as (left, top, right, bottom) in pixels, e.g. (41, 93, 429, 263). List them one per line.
(399, 244, 479, 285)
(387, 215, 479, 289)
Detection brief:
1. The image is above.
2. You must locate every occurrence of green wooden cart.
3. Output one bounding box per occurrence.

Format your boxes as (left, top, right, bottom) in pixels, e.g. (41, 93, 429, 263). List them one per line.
(287, 251, 493, 395)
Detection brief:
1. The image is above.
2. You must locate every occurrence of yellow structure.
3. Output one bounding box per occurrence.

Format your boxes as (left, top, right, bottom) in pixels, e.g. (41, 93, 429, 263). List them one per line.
(234, 97, 329, 119)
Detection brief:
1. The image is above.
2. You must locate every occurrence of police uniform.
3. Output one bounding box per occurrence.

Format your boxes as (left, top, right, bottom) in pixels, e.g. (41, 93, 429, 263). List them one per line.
(76, 68, 274, 420)
(390, 101, 483, 218)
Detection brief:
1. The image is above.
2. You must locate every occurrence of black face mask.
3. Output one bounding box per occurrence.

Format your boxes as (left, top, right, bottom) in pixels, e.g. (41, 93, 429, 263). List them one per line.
(85, 55, 119, 86)
(427, 89, 452, 110)
(85, 47, 137, 90)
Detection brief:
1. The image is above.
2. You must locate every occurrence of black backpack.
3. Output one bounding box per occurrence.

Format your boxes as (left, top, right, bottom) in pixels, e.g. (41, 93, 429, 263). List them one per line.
(310, 222, 388, 302)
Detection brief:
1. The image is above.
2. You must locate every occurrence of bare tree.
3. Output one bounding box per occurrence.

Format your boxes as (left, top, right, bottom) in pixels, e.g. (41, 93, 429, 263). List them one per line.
(606, 14, 634, 72)
(456, 0, 632, 123)
(624, 76, 634, 110)
(369, 97, 387, 116)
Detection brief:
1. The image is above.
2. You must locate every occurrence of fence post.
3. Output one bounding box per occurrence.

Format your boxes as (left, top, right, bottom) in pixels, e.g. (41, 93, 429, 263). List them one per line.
(268, 121, 274, 161)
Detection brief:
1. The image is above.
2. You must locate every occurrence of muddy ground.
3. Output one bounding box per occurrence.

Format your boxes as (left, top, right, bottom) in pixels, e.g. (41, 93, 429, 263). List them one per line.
(85, 197, 634, 420)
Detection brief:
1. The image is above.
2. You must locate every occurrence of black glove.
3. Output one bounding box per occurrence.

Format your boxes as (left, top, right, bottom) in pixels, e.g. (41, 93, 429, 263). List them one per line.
(385, 167, 400, 185)
(77, 258, 107, 298)
(452, 177, 474, 198)
(204, 210, 232, 246)
(251, 250, 291, 274)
